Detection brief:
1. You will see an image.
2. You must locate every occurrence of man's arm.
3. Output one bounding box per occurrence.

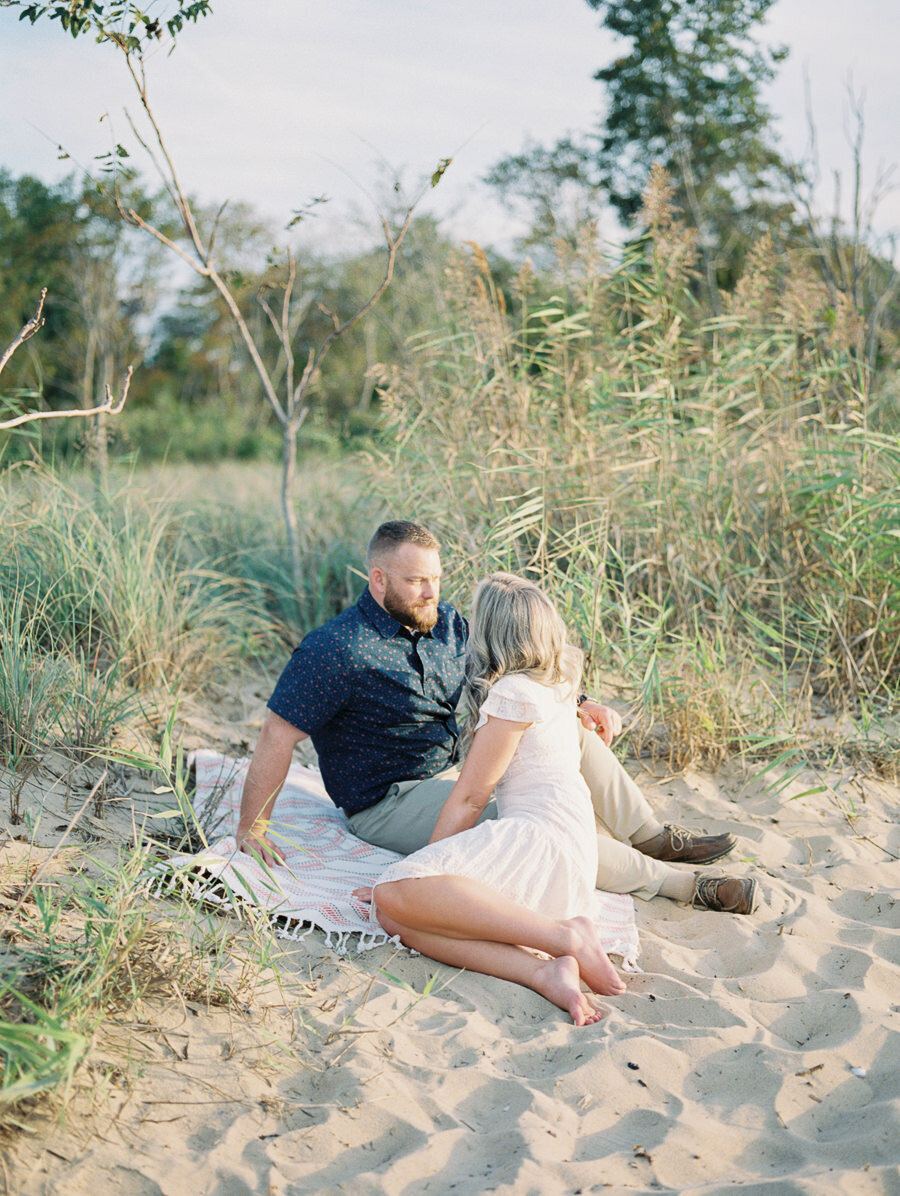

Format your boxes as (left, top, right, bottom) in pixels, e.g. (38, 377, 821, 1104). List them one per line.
(236, 710, 308, 866)
(577, 699, 622, 747)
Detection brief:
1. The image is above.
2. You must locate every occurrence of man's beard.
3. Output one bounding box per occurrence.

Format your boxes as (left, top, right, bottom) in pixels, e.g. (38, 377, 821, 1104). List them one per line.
(383, 581, 438, 632)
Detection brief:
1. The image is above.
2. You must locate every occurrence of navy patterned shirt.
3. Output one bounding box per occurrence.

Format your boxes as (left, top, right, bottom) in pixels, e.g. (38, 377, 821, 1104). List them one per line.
(267, 587, 468, 814)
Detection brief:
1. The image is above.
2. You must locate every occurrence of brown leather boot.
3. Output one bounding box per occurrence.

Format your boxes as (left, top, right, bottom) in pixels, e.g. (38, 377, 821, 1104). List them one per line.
(636, 823, 736, 865)
(691, 875, 757, 915)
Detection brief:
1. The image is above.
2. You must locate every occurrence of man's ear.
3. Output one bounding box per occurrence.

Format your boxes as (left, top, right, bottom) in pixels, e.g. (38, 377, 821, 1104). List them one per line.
(369, 564, 386, 598)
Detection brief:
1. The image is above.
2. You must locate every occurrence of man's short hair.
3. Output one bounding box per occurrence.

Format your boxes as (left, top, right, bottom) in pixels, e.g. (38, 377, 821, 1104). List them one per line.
(366, 520, 440, 568)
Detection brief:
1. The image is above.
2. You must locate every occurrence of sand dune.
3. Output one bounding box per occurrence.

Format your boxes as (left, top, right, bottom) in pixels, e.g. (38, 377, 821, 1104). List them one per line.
(6, 753, 899, 1194)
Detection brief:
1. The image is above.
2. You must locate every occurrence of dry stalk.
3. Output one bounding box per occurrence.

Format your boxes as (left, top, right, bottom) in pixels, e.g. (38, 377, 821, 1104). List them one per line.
(0, 290, 133, 431)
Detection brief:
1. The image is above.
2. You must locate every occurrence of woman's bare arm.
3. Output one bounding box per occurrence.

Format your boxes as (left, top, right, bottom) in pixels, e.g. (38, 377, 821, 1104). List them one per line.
(429, 716, 530, 843)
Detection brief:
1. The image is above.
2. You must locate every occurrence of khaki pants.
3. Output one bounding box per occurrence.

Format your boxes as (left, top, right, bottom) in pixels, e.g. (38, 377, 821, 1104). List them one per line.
(348, 726, 673, 900)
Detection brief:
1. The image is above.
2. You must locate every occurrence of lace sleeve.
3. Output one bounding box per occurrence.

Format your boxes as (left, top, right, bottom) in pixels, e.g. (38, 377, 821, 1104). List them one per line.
(477, 674, 547, 727)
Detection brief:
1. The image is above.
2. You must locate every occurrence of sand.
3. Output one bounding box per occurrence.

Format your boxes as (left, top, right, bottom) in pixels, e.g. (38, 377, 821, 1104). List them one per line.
(3, 729, 899, 1194)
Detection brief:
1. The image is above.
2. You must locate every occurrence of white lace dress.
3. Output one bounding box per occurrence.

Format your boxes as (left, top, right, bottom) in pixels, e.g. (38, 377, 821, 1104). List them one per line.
(372, 673, 599, 920)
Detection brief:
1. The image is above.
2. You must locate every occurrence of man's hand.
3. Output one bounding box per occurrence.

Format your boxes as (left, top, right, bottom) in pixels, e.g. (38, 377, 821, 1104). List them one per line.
(577, 700, 622, 747)
(236, 710, 307, 869)
(236, 821, 286, 868)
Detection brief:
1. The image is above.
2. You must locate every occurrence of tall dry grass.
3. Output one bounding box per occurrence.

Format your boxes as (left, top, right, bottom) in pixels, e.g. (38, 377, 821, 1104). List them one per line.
(374, 169, 900, 762)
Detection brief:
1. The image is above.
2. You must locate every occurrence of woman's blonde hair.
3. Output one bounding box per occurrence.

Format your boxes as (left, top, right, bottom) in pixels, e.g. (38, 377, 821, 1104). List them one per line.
(457, 572, 583, 752)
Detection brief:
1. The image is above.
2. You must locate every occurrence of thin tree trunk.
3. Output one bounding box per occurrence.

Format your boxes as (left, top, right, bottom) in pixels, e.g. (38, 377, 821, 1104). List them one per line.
(82, 329, 108, 490)
(82, 328, 97, 414)
(91, 352, 112, 492)
(91, 410, 109, 489)
(358, 319, 377, 412)
(281, 421, 301, 591)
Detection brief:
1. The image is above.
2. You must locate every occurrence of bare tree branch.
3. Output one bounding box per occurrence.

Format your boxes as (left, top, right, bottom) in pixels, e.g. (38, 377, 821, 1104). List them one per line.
(1, 287, 133, 434)
(0, 289, 47, 375)
(256, 290, 284, 340)
(298, 206, 415, 407)
(206, 261, 288, 425)
(116, 190, 287, 425)
(123, 106, 187, 236)
(207, 198, 230, 264)
(118, 199, 210, 274)
(257, 252, 299, 412)
(125, 55, 208, 259)
(318, 301, 342, 335)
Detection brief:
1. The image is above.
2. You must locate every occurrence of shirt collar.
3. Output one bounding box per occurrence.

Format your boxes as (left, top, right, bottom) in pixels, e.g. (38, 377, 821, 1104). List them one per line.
(359, 586, 403, 639)
(358, 586, 436, 640)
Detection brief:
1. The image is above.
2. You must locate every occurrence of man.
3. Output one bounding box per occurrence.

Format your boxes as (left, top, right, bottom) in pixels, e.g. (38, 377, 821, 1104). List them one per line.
(237, 520, 753, 913)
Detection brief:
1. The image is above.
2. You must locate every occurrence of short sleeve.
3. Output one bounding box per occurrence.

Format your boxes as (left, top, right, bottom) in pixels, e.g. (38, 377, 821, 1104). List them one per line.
(476, 674, 547, 730)
(267, 628, 350, 734)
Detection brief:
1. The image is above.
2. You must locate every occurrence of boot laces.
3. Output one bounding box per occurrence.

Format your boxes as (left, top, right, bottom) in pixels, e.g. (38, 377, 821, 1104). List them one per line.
(665, 823, 692, 852)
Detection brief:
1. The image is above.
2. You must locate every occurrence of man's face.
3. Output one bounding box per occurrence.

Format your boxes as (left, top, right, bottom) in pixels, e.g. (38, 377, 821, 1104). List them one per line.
(374, 544, 442, 632)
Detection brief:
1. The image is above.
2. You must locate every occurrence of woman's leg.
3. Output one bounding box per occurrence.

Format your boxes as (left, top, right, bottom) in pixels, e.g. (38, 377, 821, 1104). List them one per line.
(374, 875, 626, 996)
(377, 908, 603, 1026)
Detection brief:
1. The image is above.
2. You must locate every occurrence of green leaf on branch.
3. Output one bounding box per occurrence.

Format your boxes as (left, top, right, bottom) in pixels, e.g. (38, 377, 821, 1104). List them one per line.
(3, 0, 212, 44)
(430, 158, 452, 188)
(286, 195, 330, 230)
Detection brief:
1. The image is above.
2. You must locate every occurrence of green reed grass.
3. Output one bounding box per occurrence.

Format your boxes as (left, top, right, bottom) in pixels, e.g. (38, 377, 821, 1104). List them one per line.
(0, 996, 88, 1108)
(175, 496, 369, 641)
(373, 174, 900, 758)
(64, 653, 143, 762)
(0, 468, 280, 689)
(0, 592, 69, 776)
(108, 459, 376, 642)
(0, 850, 170, 1118)
(0, 835, 305, 1124)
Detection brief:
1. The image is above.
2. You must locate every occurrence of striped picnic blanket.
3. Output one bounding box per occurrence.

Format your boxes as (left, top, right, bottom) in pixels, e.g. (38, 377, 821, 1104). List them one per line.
(160, 749, 641, 967)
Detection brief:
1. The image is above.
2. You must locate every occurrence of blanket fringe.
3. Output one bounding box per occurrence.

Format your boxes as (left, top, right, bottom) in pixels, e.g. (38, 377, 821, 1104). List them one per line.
(148, 862, 396, 955)
(272, 922, 396, 955)
(147, 862, 640, 966)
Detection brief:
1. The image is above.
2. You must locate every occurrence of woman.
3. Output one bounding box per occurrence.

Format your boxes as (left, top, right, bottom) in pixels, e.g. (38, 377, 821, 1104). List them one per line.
(364, 572, 625, 1024)
(367, 573, 753, 1024)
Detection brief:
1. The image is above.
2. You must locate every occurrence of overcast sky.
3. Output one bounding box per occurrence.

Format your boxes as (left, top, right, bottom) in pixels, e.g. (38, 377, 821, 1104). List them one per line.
(2, 0, 898, 254)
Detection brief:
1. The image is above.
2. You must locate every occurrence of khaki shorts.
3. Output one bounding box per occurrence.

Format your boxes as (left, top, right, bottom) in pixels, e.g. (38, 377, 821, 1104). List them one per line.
(347, 766, 497, 855)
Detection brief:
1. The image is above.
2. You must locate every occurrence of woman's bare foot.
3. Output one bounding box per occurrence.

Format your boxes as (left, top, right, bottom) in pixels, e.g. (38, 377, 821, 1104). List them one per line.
(562, 916, 627, 996)
(533, 955, 604, 1026)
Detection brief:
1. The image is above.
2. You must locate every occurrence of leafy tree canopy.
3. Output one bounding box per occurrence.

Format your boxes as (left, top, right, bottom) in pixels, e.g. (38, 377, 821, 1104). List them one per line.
(588, 0, 788, 222)
(488, 0, 795, 284)
(0, 0, 210, 49)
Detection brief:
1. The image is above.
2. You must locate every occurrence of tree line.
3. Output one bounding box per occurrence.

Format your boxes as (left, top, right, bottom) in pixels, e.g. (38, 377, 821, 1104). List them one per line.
(1, 0, 897, 470)
(0, 166, 465, 461)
